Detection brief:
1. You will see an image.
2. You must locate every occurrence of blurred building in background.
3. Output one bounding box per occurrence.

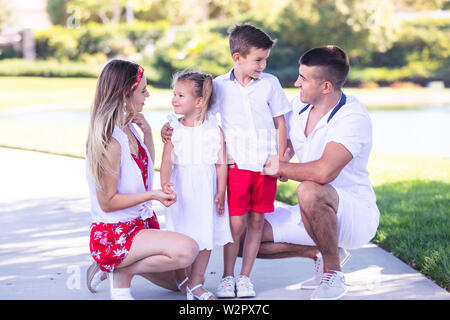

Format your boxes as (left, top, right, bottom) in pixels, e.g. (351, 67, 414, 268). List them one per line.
(0, 0, 51, 60)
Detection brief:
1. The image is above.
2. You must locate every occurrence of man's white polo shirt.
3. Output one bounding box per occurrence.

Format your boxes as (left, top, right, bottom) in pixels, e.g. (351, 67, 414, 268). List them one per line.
(210, 69, 291, 172)
(285, 92, 377, 204)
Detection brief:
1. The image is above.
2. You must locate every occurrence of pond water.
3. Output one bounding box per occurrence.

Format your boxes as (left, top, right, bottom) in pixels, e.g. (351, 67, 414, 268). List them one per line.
(369, 106, 450, 158)
(1, 105, 449, 158)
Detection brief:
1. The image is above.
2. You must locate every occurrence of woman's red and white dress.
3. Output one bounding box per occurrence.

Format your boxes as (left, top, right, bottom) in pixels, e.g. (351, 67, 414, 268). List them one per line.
(87, 124, 159, 272)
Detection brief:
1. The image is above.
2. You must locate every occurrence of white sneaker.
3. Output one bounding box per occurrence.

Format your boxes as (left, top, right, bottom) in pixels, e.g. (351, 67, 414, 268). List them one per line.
(310, 271, 348, 300)
(216, 276, 236, 298)
(300, 247, 351, 290)
(236, 275, 256, 298)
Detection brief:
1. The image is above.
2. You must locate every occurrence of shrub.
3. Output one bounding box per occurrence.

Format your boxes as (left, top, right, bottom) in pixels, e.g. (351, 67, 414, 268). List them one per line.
(362, 17, 450, 86)
(35, 26, 80, 60)
(348, 59, 447, 87)
(0, 59, 100, 77)
(148, 24, 233, 86)
(34, 21, 169, 61)
(117, 20, 169, 51)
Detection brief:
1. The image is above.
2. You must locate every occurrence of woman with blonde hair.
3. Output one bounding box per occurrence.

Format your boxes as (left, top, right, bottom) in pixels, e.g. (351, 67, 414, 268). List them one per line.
(85, 59, 199, 300)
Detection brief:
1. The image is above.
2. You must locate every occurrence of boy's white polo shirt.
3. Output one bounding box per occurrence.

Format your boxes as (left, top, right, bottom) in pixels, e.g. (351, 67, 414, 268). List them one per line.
(210, 69, 291, 172)
(285, 92, 377, 205)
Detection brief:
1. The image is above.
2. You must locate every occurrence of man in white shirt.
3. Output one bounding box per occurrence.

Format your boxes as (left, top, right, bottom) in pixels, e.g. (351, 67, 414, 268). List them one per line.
(262, 46, 380, 300)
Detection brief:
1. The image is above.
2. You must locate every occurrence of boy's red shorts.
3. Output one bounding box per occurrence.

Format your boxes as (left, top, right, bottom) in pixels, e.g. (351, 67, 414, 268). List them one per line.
(227, 164, 277, 216)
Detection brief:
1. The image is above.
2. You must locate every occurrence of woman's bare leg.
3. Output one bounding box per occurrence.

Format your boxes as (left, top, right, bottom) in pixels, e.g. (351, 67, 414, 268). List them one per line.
(112, 229, 199, 288)
(138, 271, 178, 291)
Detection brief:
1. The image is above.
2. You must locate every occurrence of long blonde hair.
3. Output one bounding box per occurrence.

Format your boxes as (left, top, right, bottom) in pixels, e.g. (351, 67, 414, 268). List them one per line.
(86, 59, 141, 190)
(172, 70, 214, 123)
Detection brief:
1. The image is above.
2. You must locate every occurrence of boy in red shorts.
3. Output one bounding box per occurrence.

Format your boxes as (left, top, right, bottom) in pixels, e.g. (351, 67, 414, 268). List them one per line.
(212, 23, 290, 298)
(161, 23, 290, 298)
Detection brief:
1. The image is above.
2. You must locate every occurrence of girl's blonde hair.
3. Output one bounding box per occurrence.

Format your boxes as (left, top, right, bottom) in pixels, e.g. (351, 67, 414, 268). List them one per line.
(172, 70, 214, 123)
(86, 59, 142, 190)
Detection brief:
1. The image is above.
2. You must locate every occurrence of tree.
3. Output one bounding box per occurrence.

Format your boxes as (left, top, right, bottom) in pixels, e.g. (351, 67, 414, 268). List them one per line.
(0, 0, 11, 32)
(68, 0, 124, 24)
(394, 0, 450, 11)
(264, 0, 399, 85)
(47, 0, 69, 25)
(208, 0, 289, 21)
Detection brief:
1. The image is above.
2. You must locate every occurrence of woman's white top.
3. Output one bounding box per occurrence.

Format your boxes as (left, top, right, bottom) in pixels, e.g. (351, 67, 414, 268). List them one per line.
(86, 123, 155, 224)
(164, 113, 233, 250)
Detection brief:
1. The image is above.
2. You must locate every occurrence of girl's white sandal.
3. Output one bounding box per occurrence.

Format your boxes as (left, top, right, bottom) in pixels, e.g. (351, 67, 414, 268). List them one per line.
(177, 277, 189, 292)
(186, 284, 215, 300)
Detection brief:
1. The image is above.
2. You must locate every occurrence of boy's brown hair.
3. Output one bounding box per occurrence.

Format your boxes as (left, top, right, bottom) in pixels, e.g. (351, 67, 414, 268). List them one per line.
(228, 23, 275, 57)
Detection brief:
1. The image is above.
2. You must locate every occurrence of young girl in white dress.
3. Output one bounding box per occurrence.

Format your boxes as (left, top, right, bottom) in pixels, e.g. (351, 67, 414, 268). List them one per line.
(160, 70, 233, 300)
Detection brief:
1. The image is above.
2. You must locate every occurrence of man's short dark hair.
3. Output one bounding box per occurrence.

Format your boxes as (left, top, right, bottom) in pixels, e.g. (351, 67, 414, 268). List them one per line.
(299, 46, 350, 89)
(228, 23, 275, 57)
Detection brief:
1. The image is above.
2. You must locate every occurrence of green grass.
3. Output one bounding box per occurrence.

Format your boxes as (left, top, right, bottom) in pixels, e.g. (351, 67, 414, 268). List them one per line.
(2, 76, 450, 111)
(374, 180, 449, 290)
(0, 76, 173, 110)
(276, 153, 450, 290)
(0, 77, 97, 110)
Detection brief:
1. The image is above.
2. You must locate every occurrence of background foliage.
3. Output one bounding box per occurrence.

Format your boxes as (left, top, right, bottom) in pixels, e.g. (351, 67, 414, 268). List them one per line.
(1, 0, 449, 87)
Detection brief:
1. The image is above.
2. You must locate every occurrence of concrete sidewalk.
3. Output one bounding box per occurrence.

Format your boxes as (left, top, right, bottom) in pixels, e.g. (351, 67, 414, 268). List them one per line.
(0, 147, 448, 300)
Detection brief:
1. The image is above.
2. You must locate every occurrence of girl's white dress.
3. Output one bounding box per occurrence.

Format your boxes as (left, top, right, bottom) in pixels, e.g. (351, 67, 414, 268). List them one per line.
(165, 113, 233, 250)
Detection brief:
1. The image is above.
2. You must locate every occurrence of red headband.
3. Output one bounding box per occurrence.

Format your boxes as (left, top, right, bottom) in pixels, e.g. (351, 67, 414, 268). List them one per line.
(125, 65, 144, 95)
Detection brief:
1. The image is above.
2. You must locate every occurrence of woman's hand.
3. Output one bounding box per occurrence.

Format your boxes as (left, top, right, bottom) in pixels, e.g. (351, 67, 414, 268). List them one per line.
(215, 192, 225, 216)
(152, 189, 176, 207)
(132, 113, 152, 135)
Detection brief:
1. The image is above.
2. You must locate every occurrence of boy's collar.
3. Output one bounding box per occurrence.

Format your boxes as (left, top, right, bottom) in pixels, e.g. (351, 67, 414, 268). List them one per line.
(228, 68, 261, 81)
(228, 68, 235, 80)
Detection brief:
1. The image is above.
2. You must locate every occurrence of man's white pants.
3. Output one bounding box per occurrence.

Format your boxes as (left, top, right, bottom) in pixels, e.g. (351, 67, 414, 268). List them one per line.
(265, 187, 379, 250)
